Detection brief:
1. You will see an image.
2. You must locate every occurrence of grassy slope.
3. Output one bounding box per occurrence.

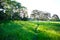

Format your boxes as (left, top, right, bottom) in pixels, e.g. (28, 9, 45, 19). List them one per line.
(0, 20, 60, 40)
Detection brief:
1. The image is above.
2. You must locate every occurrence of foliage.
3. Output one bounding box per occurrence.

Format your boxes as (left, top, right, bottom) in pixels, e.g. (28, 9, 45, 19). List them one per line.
(31, 10, 51, 21)
(50, 14, 59, 21)
(0, 0, 28, 20)
(20, 6, 28, 20)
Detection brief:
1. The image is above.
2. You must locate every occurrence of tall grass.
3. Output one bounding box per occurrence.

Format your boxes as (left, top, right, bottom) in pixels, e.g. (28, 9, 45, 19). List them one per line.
(0, 20, 60, 40)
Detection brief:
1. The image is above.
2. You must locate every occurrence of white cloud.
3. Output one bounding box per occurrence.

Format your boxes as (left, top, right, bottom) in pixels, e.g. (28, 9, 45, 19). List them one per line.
(16, 0, 60, 18)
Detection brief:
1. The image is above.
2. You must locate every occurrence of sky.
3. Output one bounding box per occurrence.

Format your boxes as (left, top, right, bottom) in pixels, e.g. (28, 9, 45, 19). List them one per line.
(16, 0, 60, 18)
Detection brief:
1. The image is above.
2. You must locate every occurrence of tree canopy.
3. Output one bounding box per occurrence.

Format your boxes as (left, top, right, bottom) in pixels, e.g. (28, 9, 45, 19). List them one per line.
(0, 0, 28, 20)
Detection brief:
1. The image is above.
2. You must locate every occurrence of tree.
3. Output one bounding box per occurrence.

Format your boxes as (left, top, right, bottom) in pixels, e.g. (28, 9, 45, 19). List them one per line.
(51, 14, 59, 21)
(0, 0, 22, 20)
(4, 0, 21, 19)
(43, 12, 51, 20)
(10, 1, 21, 20)
(0, 0, 6, 20)
(19, 6, 28, 20)
(31, 10, 40, 20)
(30, 10, 51, 21)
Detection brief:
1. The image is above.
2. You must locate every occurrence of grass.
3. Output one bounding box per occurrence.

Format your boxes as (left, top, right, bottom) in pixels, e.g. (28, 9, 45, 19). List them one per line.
(0, 20, 60, 40)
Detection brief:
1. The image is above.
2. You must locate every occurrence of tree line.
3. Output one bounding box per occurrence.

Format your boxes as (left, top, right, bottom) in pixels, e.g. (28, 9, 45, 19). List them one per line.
(30, 10, 59, 21)
(0, 0, 60, 21)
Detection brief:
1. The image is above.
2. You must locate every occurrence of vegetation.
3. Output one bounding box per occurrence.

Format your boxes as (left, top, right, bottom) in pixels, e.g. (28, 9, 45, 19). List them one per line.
(0, 0, 60, 21)
(31, 10, 51, 21)
(30, 10, 60, 21)
(50, 14, 59, 21)
(0, 0, 28, 20)
(0, 0, 60, 40)
(0, 20, 60, 40)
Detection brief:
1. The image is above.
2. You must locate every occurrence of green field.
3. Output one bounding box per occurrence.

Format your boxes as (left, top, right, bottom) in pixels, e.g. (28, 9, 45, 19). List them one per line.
(0, 20, 60, 40)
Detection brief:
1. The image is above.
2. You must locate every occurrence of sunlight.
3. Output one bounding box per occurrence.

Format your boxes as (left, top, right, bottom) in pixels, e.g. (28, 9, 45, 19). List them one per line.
(38, 26, 60, 36)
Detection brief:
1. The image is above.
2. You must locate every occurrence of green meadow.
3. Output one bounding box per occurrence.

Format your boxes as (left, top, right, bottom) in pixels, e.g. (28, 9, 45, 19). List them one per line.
(0, 20, 60, 40)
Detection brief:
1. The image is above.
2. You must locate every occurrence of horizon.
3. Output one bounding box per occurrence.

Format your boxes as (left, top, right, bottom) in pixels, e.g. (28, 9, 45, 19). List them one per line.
(16, 0, 60, 18)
